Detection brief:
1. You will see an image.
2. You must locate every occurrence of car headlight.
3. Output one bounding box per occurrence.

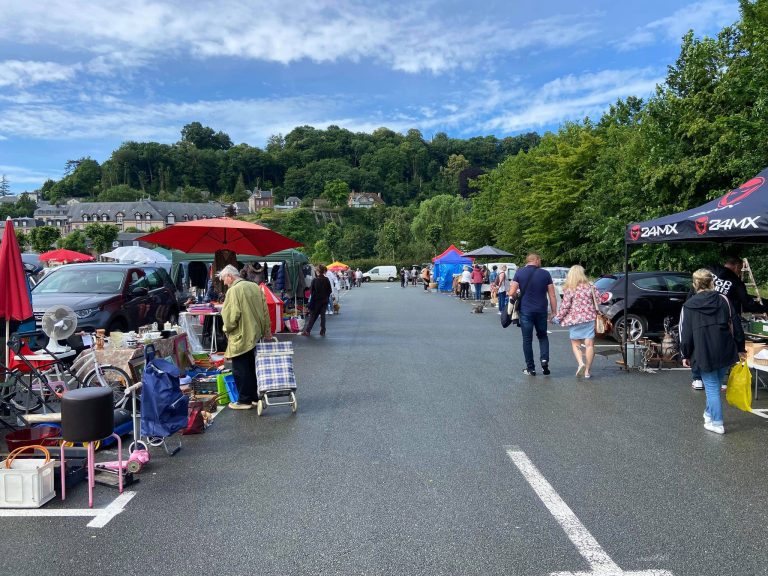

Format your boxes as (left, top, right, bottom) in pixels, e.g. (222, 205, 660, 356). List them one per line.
(74, 307, 100, 319)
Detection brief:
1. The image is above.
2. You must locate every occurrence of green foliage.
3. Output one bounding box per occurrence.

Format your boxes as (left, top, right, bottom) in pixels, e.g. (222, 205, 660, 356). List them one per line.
(0, 174, 10, 196)
(29, 226, 61, 253)
(57, 229, 88, 252)
(97, 184, 143, 202)
(322, 179, 350, 207)
(180, 122, 233, 150)
(84, 222, 119, 254)
(15, 230, 28, 250)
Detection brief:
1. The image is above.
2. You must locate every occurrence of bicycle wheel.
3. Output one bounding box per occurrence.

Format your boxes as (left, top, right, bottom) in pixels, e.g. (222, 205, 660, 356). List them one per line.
(8, 372, 43, 413)
(84, 365, 133, 406)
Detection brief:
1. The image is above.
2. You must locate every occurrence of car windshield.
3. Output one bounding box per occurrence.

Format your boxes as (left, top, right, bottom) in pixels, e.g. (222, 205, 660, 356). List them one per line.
(33, 269, 125, 294)
(594, 275, 622, 292)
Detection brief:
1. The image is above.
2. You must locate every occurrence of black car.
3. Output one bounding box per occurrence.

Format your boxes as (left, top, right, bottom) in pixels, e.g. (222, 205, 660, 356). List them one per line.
(595, 271, 692, 342)
(31, 263, 180, 334)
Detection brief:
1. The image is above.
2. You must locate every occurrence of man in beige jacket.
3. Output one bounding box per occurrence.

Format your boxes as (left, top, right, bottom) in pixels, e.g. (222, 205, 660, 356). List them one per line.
(218, 265, 271, 410)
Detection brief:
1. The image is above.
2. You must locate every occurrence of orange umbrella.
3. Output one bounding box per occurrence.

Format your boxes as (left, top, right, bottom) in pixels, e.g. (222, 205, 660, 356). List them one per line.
(137, 218, 302, 255)
(0, 218, 33, 366)
(327, 261, 349, 271)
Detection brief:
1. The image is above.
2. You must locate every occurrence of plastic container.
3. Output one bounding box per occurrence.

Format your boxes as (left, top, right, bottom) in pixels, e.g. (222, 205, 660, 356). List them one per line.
(5, 426, 61, 452)
(0, 445, 55, 508)
(223, 374, 238, 403)
(216, 372, 231, 405)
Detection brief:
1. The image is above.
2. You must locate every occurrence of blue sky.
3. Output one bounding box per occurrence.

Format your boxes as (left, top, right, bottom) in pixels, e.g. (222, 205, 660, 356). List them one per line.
(0, 0, 741, 195)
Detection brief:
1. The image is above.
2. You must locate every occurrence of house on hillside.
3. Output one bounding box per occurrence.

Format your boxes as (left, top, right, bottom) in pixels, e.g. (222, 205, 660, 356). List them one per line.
(285, 196, 301, 209)
(33, 200, 224, 235)
(348, 191, 384, 209)
(248, 188, 274, 211)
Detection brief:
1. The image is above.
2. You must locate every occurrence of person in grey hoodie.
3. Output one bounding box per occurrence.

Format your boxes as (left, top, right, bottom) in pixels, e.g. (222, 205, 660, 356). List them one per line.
(679, 269, 741, 434)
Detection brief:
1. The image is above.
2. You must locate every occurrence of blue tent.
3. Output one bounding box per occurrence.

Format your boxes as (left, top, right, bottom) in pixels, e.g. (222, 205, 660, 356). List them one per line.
(433, 251, 473, 292)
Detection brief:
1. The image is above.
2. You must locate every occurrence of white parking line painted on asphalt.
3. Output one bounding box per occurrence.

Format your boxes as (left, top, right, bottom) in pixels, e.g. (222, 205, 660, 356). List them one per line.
(505, 447, 673, 576)
(0, 490, 136, 528)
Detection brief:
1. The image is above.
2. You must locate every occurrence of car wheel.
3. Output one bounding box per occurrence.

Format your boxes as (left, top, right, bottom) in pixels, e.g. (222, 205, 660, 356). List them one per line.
(388, 277, 395, 282)
(613, 314, 647, 342)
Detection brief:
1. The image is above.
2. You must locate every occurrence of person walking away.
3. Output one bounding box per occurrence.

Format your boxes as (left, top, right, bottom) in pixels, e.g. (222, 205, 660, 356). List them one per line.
(508, 253, 557, 376)
(553, 265, 599, 378)
(496, 265, 509, 315)
(325, 268, 340, 314)
(302, 265, 333, 337)
(689, 256, 757, 389)
(355, 268, 363, 287)
(680, 269, 741, 434)
(471, 265, 484, 301)
(489, 265, 498, 286)
(219, 265, 272, 410)
(460, 266, 471, 300)
(421, 266, 430, 291)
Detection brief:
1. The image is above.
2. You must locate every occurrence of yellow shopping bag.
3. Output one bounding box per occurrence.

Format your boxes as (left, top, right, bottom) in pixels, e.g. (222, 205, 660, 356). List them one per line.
(726, 361, 752, 412)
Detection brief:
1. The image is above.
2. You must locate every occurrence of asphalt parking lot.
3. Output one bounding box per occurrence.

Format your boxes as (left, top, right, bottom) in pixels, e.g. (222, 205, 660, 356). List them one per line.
(3, 282, 768, 576)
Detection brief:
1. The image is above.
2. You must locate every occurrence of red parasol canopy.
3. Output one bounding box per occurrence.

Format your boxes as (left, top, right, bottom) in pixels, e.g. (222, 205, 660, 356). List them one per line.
(137, 218, 302, 256)
(0, 218, 33, 366)
(0, 218, 33, 322)
(39, 248, 95, 263)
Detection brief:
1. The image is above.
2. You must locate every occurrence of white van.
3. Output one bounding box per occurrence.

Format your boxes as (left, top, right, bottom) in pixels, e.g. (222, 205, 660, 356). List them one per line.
(362, 265, 398, 282)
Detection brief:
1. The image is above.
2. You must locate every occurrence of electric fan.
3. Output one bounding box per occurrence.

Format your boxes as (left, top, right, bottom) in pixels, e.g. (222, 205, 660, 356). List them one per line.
(41, 305, 78, 354)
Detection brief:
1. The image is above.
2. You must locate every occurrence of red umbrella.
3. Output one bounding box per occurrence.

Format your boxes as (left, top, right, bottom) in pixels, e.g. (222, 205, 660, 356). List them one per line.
(137, 217, 302, 255)
(0, 218, 33, 366)
(39, 248, 94, 264)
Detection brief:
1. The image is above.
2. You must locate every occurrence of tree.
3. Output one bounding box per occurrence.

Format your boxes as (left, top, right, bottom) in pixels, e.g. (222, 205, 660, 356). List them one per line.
(84, 222, 119, 254)
(29, 226, 61, 252)
(322, 180, 350, 207)
(322, 223, 342, 260)
(97, 185, 143, 202)
(0, 174, 10, 196)
(57, 230, 88, 253)
(15, 229, 28, 251)
(180, 122, 232, 150)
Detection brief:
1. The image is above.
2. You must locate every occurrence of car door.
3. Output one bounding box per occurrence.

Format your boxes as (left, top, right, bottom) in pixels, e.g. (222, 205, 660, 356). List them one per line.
(124, 269, 153, 330)
(630, 274, 669, 332)
(661, 273, 692, 322)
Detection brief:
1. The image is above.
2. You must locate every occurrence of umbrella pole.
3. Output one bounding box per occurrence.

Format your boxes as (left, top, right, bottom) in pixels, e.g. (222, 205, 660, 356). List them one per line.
(5, 319, 9, 369)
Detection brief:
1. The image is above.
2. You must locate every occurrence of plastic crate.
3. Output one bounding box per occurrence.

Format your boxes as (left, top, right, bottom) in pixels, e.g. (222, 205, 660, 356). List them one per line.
(223, 374, 238, 403)
(0, 445, 55, 508)
(216, 372, 231, 405)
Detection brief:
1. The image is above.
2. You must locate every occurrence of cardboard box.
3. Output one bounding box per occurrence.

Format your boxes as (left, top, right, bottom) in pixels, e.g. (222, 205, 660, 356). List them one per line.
(746, 341, 768, 363)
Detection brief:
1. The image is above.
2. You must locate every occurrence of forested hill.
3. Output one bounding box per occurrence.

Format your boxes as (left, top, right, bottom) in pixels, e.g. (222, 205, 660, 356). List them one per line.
(38, 124, 541, 207)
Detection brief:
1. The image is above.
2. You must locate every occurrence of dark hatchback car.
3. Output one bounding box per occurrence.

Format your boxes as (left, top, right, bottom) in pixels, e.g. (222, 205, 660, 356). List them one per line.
(595, 271, 692, 342)
(31, 263, 180, 334)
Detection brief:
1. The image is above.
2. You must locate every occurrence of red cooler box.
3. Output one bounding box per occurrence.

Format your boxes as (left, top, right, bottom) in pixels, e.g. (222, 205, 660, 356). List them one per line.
(259, 283, 284, 333)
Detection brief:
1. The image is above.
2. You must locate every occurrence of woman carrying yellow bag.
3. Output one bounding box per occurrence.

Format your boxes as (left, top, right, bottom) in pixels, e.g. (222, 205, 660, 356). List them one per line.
(680, 269, 741, 435)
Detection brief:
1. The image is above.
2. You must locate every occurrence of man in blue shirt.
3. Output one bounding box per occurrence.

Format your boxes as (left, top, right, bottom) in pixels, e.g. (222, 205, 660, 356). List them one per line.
(508, 253, 557, 376)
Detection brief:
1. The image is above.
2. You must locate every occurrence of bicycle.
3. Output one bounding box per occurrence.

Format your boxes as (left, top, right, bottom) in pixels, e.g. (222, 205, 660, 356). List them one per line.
(70, 332, 134, 406)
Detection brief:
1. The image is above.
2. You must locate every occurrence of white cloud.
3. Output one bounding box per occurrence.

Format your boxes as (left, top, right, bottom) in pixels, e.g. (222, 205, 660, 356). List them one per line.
(480, 69, 664, 133)
(0, 1, 597, 75)
(618, 0, 740, 50)
(0, 60, 79, 89)
(0, 164, 60, 186)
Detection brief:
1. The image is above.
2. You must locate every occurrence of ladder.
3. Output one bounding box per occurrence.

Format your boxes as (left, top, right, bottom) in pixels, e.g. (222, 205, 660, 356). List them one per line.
(742, 258, 763, 305)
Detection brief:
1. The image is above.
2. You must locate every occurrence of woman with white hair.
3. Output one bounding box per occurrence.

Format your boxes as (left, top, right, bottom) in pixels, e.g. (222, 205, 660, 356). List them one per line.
(459, 265, 471, 300)
(553, 265, 600, 378)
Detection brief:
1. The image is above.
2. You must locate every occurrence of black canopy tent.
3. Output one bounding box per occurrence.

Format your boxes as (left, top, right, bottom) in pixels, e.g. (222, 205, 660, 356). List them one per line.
(621, 166, 768, 363)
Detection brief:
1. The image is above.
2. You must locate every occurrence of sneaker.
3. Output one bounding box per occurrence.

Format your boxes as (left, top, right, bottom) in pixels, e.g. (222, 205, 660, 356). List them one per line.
(228, 402, 253, 410)
(691, 379, 704, 390)
(704, 422, 725, 434)
(541, 361, 550, 376)
(576, 364, 586, 377)
(703, 412, 712, 425)
(721, 384, 727, 391)
(522, 369, 536, 376)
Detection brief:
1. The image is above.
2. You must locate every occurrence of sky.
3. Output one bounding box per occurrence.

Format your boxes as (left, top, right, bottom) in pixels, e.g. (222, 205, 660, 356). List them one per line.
(0, 0, 742, 195)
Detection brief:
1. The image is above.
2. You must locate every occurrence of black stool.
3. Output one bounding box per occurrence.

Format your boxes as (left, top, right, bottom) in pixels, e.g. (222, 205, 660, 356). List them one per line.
(59, 388, 122, 507)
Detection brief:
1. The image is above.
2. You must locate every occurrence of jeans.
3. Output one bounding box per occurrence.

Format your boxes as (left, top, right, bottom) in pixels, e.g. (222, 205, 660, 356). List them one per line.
(303, 307, 327, 335)
(231, 347, 257, 404)
(701, 366, 728, 426)
(498, 291, 508, 313)
(460, 282, 470, 299)
(520, 311, 550, 371)
(473, 283, 482, 300)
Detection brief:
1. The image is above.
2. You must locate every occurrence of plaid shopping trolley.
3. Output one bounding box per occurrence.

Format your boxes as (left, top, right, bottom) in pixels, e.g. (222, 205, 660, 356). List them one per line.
(254, 339, 298, 416)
